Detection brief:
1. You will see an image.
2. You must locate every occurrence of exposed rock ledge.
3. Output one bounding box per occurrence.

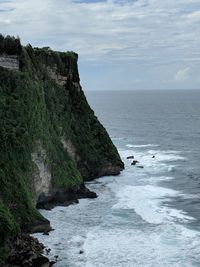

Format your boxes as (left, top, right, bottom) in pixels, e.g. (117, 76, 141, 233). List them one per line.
(80, 163, 123, 181)
(31, 141, 97, 211)
(36, 183, 97, 210)
(46, 66, 67, 86)
(0, 55, 19, 70)
(4, 234, 55, 267)
(31, 142, 52, 205)
(97, 165, 123, 177)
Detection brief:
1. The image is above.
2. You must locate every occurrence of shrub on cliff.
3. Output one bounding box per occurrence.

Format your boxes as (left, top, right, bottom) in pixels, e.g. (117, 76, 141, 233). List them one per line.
(0, 34, 21, 55)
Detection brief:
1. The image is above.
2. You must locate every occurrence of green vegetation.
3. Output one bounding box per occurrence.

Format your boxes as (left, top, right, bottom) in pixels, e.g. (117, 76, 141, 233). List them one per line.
(0, 34, 21, 55)
(0, 35, 123, 262)
(0, 200, 19, 262)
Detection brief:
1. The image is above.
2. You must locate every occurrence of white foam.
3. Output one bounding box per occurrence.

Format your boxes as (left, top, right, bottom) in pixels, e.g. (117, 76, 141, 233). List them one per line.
(84, 224, 200, 267)
(144, 176, 174, 184)
(119, 149, 178, 175)
(126, 144, 159, 148)
(33, 143, 198, 267)
(147, 150, 186, 162)
(120, 149, 184, 162)
(121, 148, 185, 162)
(112, 185, 194, 224)
(168, 165, 176, 172)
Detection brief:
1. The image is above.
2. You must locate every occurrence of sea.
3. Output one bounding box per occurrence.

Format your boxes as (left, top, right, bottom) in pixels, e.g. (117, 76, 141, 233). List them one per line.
(34, 89, 200, 267)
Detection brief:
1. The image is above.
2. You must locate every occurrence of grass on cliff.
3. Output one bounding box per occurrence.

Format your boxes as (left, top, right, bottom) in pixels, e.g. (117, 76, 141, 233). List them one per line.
(0, 36, 123, 262)
(0, 45, 82, 261)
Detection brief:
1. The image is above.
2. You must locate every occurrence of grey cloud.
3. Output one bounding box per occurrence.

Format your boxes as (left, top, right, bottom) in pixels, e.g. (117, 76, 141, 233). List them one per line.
(0, 0, 199, 90)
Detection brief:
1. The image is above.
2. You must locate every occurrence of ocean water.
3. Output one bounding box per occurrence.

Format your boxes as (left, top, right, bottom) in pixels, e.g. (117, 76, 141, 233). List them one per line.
(34, 90, 200, 267)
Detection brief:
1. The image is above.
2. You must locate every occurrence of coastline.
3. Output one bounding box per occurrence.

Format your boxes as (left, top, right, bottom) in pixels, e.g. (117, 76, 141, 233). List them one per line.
(3, 189, 94, 266)
(4, 172, 123, 267)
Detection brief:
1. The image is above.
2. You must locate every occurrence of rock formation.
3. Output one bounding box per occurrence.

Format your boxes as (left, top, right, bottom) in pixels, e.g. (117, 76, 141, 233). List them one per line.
(0, 35, 124, 266)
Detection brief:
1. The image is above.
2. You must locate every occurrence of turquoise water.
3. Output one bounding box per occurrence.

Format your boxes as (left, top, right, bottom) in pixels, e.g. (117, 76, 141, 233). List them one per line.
(35, 90, 200, 266)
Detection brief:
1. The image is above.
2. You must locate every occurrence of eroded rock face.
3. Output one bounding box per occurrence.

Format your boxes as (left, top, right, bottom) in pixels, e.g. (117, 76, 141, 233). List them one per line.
(0, 55, 19, 70)
(46, 66, 68, 86)
(61, 137, 76, 160)
(31, 141, 52, 204)
(61, 137, 81, 162)
(31, 139, 97, 210)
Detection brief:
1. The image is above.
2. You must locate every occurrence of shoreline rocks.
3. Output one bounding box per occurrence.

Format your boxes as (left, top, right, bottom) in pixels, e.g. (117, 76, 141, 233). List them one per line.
(36, 183, 97, 210)
(5, 234, 55, 267)
(22, 218, 52, 235)
(127, 156, 134, 159)
(131, 160, 139, 165)
(5, 183, 97, 267)
(81, 164, 124, 181)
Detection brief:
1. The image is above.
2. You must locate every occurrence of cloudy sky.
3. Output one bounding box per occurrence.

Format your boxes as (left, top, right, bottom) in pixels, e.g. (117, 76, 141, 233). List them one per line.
(0, 0, 200, 90)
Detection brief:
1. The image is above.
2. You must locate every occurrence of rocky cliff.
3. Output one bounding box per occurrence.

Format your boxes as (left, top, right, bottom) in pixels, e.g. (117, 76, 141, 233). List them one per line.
(0, 55, 19, 70)
(0, 35, 124, 265)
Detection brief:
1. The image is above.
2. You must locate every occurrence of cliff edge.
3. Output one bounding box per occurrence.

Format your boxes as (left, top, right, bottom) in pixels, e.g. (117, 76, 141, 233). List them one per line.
(0, 35, 124, 265)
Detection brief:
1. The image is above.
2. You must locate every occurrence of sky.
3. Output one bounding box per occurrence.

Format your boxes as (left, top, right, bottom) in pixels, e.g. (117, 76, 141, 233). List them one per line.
(0, 0, 200, 91)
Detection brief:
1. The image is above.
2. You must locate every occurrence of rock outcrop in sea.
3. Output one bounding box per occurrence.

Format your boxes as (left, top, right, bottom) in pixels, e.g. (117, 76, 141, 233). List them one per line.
(0, 34, 124, 266)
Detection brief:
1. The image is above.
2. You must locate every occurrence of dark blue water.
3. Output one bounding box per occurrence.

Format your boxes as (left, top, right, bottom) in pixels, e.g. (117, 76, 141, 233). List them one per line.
(35, 90, 200, 267)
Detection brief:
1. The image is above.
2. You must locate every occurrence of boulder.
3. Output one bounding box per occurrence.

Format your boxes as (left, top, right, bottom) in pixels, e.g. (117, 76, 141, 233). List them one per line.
(136, 165, 144, 169)
(127, 156, 134, 159)
(131, 160, 139, 165)
(32, 255, 50, 267)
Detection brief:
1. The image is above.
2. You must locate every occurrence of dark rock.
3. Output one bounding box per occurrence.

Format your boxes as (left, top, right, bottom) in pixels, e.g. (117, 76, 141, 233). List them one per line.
(37, 193, 52, 209)
(127, 156, 134, 159)
(36, 188, 79, 210)
(137, 165, 144, 169)
(22, 218, 52, 234)
(152, 155, 155, 158)
(82, 163, 124, 181)
(54, 255, 59, 262)
(131, 160, 139, 165)
(79, 250, 84, 254)
(43, 231, 49, 236)
(36, 183, 97, 210)
(32, 255, 50, 267)
(77, 183, 97, 199)
(45, 248, 51, 255)
(6, 233, 52, 267)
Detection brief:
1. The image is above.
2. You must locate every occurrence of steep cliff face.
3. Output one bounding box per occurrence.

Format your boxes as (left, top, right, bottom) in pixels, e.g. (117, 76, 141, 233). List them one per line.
(0, 55, 19, 70)
(0, 36, 124, 263)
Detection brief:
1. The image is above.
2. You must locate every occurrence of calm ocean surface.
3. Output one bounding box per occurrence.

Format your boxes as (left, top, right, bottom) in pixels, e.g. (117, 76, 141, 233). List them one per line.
(35, 90, 200, 267)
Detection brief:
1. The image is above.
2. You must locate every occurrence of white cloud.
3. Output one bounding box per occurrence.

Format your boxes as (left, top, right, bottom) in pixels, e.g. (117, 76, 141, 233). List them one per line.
(187, 10, 200, 20)
(175, 67, 190, 81)
(0, 0, 200, 89)
(0, 1, 197, 58)
(0, 18, 11, 25)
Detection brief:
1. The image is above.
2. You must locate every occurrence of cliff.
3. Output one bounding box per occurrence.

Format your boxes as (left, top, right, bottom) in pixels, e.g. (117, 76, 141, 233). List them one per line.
(0, 35, 124, 265)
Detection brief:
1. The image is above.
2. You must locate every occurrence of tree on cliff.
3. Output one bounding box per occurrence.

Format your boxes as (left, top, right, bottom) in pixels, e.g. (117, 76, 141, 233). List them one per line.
(0, 34, 21, 55)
